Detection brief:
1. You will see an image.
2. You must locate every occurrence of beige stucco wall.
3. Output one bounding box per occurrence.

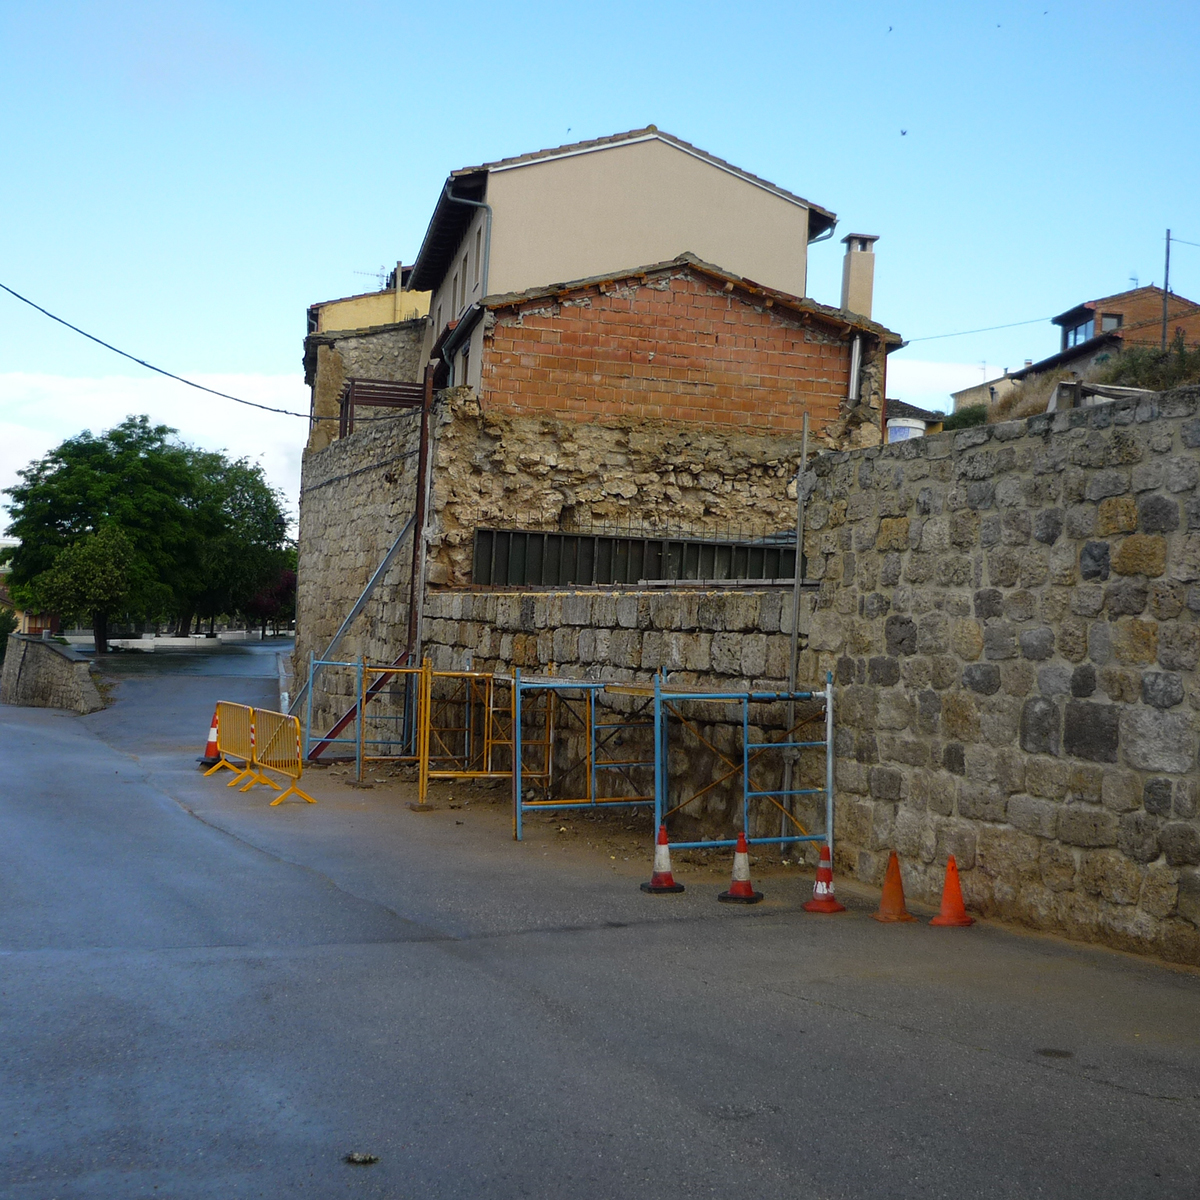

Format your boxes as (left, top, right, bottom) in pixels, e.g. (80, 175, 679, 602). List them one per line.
(484, 137, 812, 301)
(316, 289, 429, 333)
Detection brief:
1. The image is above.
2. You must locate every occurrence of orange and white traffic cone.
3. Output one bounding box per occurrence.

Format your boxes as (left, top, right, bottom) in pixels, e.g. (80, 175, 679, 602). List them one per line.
(803, 842, 846, 913)
(872, 850, 916, 922)
(641, 824, 685, 894)
(198, 710, 220, 767)
(930, 855, 975, 927)
(718, 831, 763, 904)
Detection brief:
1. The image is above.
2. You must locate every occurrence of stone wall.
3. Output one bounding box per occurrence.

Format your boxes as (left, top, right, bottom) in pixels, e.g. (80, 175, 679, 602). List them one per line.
(429, 390, 807, 587)
(303, 319, 426, 452)
(294, 410, 424, 732)
(802, 386, 1200, 964)
(421, 586, 826, 839)
(1, 635, 104, 714)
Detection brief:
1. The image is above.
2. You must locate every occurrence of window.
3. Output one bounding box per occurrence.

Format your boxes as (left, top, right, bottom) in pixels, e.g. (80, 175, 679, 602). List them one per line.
(451, 272, 459, 316)
(1064, 318, 1094, 348)
(1100, 313, 1123, 332)
(474, 228, 482, 286)
(462, 255, 469, 306)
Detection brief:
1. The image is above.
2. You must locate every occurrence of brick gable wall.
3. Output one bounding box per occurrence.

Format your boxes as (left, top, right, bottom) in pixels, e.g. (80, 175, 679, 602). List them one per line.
(479, 267, 855, 435)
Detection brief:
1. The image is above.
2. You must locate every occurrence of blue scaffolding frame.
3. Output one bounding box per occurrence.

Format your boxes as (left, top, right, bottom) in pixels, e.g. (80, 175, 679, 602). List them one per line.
(512, 670, 657, 839)
(651, 670, 835, 857)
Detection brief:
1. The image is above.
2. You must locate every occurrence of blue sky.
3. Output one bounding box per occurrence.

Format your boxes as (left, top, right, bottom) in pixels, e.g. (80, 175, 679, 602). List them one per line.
(2, 0, 1199, 517)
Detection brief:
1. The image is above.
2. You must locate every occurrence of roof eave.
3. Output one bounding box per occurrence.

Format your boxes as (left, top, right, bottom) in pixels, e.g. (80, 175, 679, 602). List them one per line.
(480, 253, 902, 344)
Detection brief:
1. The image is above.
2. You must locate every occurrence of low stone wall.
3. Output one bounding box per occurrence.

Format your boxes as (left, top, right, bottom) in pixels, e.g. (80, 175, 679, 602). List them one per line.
(802, 386, 1200, 964)
(1, 635, 105, 714)
(422, 587, 826, 840)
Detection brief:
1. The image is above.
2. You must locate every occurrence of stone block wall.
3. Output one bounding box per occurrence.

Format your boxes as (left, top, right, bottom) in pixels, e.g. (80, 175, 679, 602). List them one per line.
(421, 586, 826, 839)
(1, 635, 105, 714)
(801, 386, 1200, 964)
(294, 411, 424, 732)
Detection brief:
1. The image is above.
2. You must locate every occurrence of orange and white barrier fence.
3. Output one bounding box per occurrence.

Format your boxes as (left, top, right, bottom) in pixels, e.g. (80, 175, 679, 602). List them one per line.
(203, 703, 314, 805)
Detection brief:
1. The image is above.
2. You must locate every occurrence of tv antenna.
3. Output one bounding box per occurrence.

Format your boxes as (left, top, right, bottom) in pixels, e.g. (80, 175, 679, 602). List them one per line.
(353, 265, 390, 289)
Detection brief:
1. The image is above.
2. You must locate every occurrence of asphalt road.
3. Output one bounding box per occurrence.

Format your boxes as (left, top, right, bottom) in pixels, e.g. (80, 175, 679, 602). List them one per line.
(2, 642, 1199, 1198)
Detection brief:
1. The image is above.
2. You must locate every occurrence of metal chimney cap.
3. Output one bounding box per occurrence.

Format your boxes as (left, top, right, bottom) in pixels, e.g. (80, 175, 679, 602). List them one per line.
(841, 233, 880, 248)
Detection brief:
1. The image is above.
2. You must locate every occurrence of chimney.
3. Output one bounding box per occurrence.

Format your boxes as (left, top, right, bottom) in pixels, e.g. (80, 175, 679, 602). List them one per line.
(840, 234, 879, 318)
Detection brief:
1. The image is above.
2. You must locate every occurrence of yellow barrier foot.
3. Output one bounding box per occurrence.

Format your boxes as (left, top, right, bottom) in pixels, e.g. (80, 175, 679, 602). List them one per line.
(270, 784, 316, 806)
(239, 771, 281, 794)
(204, 758, 242, 778)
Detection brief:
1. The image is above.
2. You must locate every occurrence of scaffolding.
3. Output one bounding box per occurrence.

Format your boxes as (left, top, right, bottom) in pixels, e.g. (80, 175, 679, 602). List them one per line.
(651, 671, 835, 857)
(512, 671, 657, 839)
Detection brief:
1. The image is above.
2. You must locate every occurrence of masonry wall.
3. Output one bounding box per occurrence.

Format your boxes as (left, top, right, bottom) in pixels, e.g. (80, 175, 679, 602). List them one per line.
(801, 386, 1200, 965)
(304, 319, 426, 452)
(1, 635, 104, 714)
(421, 586, 827, 840)
(294, 411, 424, 731)
(481, 266, 856, 436)
(429, 390, 808, 587)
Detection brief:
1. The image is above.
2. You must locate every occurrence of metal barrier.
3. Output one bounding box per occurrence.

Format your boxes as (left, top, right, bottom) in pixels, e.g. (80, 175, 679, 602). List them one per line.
(512, 671, 656, 839)
(651, 670, 835, 857)
(204, 703, 314, 804)
(304, 656, 364, 770)
(253, 708, 315, 805)
(204, 702, 262, 787)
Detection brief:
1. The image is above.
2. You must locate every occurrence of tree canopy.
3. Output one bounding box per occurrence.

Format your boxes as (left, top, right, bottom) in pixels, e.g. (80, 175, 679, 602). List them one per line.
(2, 416, 290, 650)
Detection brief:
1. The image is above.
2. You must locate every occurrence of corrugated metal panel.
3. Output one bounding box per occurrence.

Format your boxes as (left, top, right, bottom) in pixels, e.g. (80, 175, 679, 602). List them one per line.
(471, 529, 801, 587)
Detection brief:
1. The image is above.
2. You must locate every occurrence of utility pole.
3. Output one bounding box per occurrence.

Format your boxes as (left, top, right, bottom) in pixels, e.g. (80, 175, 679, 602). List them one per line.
(1162, 229, 1172, 352)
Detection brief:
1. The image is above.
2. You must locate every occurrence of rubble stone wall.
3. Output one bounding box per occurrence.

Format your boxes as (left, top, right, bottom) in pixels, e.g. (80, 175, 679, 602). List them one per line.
(428, 390, 808, 587)
(803, 386, 1200, 964)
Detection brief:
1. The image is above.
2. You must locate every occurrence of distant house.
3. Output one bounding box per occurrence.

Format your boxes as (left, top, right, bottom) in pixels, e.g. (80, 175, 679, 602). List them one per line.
(1009, 285, 1200, 391)
(950, 285, 1200, 415)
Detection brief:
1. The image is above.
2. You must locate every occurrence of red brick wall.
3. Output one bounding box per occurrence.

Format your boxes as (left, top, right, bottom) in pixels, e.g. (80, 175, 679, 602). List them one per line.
(1088, 289, 1200, 348)
(479, 268, 852, 433)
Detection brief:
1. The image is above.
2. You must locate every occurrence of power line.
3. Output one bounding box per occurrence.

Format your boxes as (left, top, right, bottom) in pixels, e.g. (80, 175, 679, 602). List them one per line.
(904, 315, 1055, 343)
(0, 281, 310, 418)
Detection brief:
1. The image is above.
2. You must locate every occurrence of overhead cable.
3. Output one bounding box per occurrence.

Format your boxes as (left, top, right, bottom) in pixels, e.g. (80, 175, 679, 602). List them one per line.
(0, 281, 309, 418)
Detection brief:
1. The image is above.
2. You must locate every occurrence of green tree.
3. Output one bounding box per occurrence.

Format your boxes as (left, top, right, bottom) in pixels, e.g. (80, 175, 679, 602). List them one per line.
(176, 454, 289, 634)
(0, 606, 18, 664)
(27, 526, 134, 654)
(2, 416, 291, 647)
(2, 417, 202, 633)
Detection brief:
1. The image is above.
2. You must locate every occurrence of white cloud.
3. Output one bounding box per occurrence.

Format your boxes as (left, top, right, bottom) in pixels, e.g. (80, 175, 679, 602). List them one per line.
(886, 359, 1009, 413)
(0, 373, 308, 529)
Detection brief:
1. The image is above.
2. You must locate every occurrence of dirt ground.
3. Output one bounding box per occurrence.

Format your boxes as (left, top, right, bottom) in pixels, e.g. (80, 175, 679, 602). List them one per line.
(307, 759, 819, 885)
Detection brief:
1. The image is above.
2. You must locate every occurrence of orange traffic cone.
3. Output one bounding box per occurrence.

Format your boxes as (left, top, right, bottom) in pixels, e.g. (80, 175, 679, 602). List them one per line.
(930, 855, 975, 927)
(872, 851, 916, 922)
(718, 832, 763, 904)
(803, 843, 846, 913)
(198, 710, 220, 767)
(641, 824, 685, 894)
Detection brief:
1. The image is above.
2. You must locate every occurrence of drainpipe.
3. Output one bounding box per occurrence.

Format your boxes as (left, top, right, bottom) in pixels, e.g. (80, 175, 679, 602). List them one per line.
(847, 335, 862, 405)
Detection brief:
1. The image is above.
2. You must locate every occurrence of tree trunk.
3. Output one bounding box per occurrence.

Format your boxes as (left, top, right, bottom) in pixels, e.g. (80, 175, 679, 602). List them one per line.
(176, 610, 193, 638)
(208, 614, 216, 636)
(93, 610, 109, 655)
